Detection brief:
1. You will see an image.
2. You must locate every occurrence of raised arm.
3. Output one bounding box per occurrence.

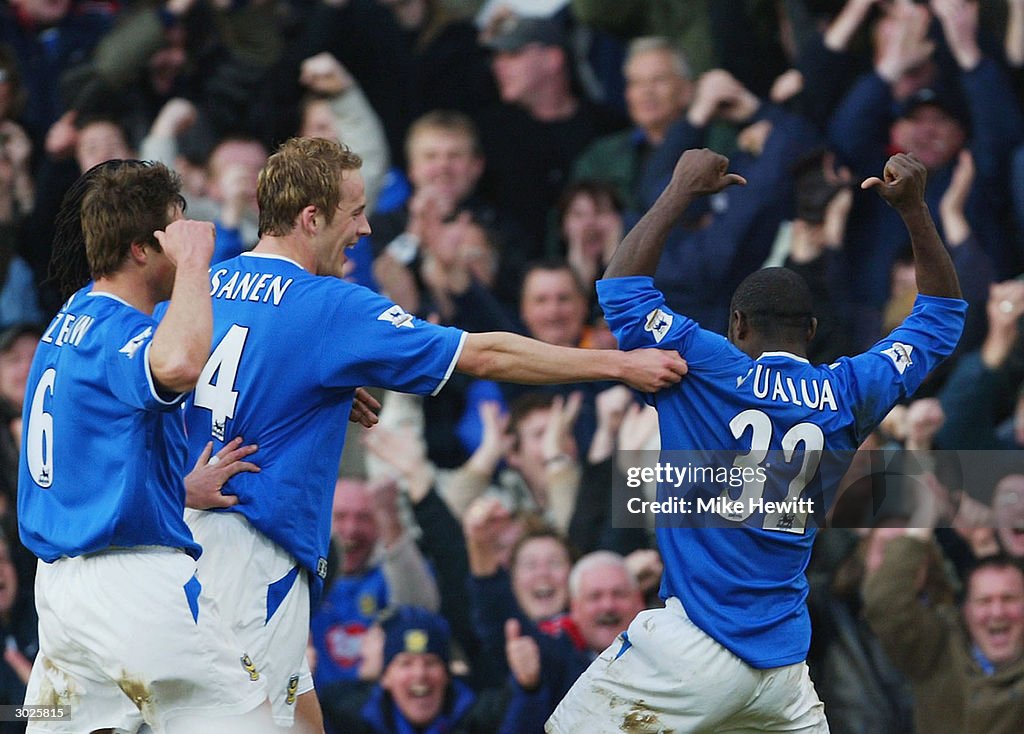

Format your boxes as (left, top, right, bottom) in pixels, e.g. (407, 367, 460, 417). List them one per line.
(604, 148, 745, 278)
(1009, 0, 1024, 68)
(150, 219, 215, 393)
(456, 332, 687, 393)
(861, 153, 962, 299)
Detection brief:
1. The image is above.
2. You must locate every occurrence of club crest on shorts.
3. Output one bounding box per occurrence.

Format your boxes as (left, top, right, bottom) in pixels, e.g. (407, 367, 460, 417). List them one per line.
(240, 653, 260, 681)
(286, 674, 299, 705)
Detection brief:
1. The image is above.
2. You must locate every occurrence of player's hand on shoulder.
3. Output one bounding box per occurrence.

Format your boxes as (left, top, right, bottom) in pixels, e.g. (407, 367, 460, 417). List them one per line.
(154, 219, 216, 268)
(671, 148, 747, 198)
(861, 152, 927, 211)
(620, 348, 688, 393)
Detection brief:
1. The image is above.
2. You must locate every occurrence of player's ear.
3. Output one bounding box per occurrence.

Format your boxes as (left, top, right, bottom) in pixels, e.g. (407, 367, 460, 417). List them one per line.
(129, 240, 149, 264)
(299, 205, 318, 234)
(807, 316, 818, 344)
(730, 310, 749, 341)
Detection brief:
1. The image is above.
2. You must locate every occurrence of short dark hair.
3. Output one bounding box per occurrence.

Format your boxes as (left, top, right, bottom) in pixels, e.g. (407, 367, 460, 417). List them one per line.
(964, 554, 1024, 601)
(556, 179, 623, 227)
(81, 161, 184, 280)
(510, 526, 576, 572)
(0, 45, 27, 119)
(0, 323, 43, 354)
(50, 160, 142, 299)
(507, 392, 557, 452)
(730, 267, 814, 340)
(522, 259, 589, 302)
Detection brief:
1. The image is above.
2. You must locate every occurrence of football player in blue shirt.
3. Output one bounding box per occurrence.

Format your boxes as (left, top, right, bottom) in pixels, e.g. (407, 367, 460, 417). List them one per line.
(18, 161, 275, 731)
(546, 149, 967, 733)
(180, 136, 689, 731)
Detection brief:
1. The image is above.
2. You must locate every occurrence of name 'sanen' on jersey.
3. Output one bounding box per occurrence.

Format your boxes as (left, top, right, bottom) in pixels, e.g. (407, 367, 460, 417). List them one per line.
(210, 268, 294, 306)
(739, 363, 839, 412)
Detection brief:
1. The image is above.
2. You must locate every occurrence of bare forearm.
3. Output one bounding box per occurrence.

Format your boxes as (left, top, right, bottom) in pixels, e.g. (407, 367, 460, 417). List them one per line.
(151, 261, 212, 393)
(467, 543, 502, 577)
(382, 535, 441, 611)
(459, 333, 626, 384)
(545, 464, 581, 534)
(13, 169, 34, 214)
(981, 327, 1017, 369)
(442, 465, 491, 517)
(1009, 0, 1024, 67)
(901, 204, 962, 299)
(938, 199, 971, 248)
(824, 0, 873, 52)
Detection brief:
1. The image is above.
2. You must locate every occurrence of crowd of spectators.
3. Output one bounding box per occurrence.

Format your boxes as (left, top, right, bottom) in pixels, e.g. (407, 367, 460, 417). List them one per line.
(2, 0, 1024, 731)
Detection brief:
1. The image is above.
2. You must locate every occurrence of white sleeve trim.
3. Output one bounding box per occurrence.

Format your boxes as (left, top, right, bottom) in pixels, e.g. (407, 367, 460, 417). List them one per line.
(431, 331, 467, 397)
(143, 342, 187, 407)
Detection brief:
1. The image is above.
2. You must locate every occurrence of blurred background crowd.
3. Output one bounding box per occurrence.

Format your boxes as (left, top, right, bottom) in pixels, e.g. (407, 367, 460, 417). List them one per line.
(1, 0, 1024, 731)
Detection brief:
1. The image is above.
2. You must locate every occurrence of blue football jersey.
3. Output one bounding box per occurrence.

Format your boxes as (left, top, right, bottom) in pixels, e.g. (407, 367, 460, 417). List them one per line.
(182, 253, 466, 600)
(18, 287, 200, 561)
(310, 567, 390, 686)
(598, 276, 966, 668)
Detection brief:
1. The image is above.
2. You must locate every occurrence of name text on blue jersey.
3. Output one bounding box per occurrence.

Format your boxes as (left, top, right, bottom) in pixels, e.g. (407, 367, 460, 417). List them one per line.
(41, 312, 94, 348)
(210, 268, 294, 306)
(750, 364, 837, 412)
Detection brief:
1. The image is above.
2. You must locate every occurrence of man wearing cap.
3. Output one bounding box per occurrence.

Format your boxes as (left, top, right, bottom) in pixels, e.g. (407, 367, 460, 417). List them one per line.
(476, 12, 626, 253)
(827, 0, 1024, 348)
(319, 606, 512, 733)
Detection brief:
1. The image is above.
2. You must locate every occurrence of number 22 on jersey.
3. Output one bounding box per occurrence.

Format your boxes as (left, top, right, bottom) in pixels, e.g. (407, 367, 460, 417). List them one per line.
(723, 409, 824, 533)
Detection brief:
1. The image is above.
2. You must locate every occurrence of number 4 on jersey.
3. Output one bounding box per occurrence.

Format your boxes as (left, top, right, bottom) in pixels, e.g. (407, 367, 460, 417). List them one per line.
(195, 325, 249, 441)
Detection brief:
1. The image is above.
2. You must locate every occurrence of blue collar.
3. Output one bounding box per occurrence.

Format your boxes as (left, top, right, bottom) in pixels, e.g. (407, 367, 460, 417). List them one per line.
(971, 644, 996, 676)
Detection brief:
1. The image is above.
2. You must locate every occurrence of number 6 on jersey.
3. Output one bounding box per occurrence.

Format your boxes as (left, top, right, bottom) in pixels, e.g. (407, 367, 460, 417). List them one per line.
(26, 368, 56, 488)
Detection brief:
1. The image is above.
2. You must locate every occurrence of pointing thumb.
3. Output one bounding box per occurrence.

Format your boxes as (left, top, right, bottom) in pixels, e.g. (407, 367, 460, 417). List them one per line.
(505, 618, 521, 642)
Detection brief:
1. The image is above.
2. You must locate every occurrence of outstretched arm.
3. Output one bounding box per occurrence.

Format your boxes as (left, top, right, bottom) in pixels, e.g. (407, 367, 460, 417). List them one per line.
(604, 148, 745, 279)
(861, 153, 962, 299)
(456, 332, 687, 393)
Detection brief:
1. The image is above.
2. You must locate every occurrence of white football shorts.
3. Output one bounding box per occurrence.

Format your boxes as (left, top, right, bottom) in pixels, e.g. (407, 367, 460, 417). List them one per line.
(546, 596, 829, 733)
(185, 509, 314, 726)
(25, 547, 267, 733)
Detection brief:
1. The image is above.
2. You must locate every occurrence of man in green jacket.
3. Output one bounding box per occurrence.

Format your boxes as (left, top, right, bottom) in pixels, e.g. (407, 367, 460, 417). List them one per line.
(863, 530, 1024, 734)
